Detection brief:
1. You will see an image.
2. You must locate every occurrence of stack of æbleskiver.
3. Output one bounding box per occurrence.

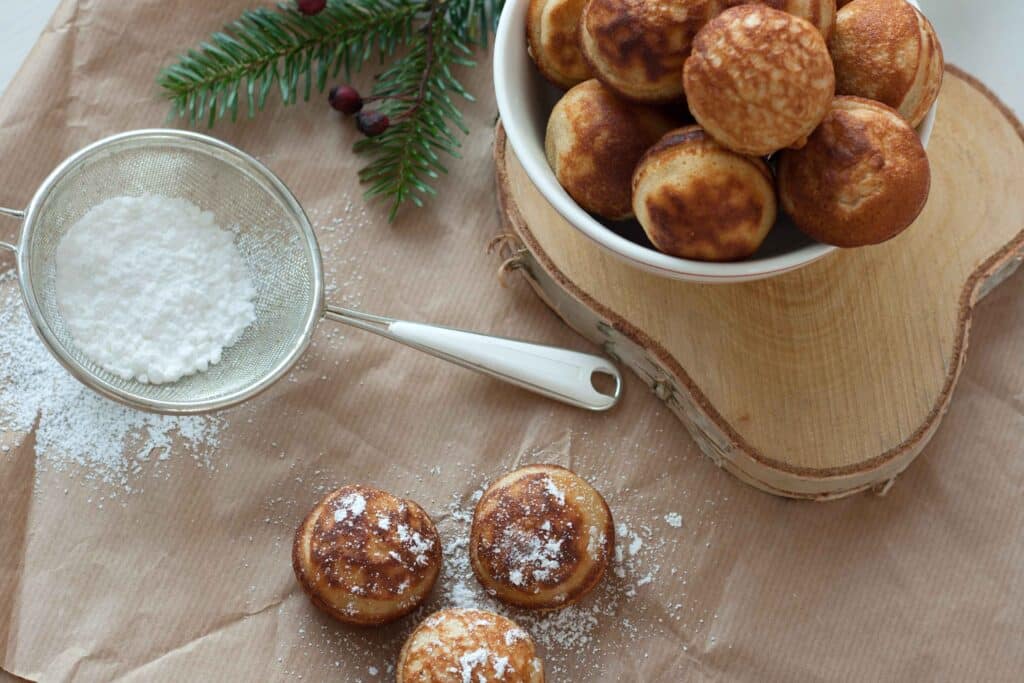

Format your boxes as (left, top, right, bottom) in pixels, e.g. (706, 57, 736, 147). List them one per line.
(533, 0, 943, 260)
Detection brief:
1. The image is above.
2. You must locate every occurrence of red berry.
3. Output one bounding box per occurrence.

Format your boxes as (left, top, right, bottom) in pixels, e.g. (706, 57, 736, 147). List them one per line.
(329, 85, 363, 115)
(297, 0, 327, 15)
(356, 111, 389, 137)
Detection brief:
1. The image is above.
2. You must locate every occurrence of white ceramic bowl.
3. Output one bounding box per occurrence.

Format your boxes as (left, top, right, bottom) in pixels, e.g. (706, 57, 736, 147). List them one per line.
(494, 0, 937, 283)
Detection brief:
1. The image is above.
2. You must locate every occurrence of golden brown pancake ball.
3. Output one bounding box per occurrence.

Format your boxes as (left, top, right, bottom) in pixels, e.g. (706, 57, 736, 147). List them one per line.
(684, 5, 835, 156)
(470, 464, 614, 610)
(580, 0, 717, 103)
(397, 608, 545, 682)
(526, 0, 592, 89)
(716, 0, 837, 39)
(545, 79, 677, 220)
(829, 0, 943, 128)
(292, 485, 441, 625)
(632, 125, 777, 261)
(776, 97, 930, 247)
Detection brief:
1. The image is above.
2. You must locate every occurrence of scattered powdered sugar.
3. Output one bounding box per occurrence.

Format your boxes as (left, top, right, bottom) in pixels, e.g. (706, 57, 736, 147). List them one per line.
(432, 486, 675, 675)
(664, 512, 684, 528)
(280, 201, 372, 385)
(586, 525, 605, 558)
(55, 195, 256, 384)
(0, 273, 223, 491)
(269, 451, 720, 681)
(616, 523, 645, 562)
(238, 307, 721, 681)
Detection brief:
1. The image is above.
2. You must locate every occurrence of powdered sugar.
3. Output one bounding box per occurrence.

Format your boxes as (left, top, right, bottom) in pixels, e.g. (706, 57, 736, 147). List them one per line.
(397, 523, 435, 566)
(505, 627, 529, 646)
(0, 272, 223, 490)
(432, 485, 674, 674)
(542, 476, 566, 506)
(499, 528, 564, 585)
(55, 195, 256, 384)
(492, 655, 509, 677)
(617, 523, 644, 559)
(458, 648, 490, 683)
(586, 526, 606, 559)
(664, 512, 683, 528)
(272, 453, 710, 681)
(333, 492, 367, 523)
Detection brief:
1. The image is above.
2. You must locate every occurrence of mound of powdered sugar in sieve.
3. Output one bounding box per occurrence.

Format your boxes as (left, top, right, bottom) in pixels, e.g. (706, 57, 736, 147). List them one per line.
(55, 195, 256, 384)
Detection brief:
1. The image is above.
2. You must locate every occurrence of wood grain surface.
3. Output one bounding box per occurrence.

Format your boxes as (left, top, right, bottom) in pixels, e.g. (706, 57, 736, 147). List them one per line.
(496, 66, 1024, 498)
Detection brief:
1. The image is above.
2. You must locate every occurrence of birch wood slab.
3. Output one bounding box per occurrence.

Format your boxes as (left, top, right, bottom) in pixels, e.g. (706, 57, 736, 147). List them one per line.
(493, 67, 1024, 500)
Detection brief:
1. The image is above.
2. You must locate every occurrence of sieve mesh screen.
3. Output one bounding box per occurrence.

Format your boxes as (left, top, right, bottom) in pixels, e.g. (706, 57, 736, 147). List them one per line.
(18, 131, 321, 412)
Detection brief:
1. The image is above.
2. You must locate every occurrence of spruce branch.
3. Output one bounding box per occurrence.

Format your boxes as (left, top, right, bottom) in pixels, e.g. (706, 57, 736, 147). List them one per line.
(157, 0, 503, 220)
(355, 0, 475, 219)
(158, 1, 422, 126)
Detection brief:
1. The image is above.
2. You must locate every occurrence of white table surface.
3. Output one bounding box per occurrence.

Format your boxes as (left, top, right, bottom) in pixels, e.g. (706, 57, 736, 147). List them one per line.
(0, 1, 1021, 112)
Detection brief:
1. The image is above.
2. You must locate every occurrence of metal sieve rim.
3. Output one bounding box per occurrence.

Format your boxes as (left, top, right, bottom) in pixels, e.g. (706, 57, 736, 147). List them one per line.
(14, 128, 325, 414)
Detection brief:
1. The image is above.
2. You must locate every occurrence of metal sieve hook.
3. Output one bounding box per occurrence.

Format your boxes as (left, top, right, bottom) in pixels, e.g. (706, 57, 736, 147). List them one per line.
(0, 206, 23, 253)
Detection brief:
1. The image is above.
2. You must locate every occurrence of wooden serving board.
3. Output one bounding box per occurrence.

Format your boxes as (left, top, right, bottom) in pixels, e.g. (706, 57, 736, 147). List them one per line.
(493, 67, 1024, 500)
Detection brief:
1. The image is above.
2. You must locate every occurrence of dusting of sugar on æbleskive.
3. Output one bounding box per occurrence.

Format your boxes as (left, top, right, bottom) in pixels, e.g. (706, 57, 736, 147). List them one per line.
(498, 527, 564, 585)
(333, 492, 367, 523)
(431, 485, 670, 674)
(54, 194, 256, 384)
(542, 476, 566, 505)
(458, 648, 491, 683)
(397, 521, 435, 567)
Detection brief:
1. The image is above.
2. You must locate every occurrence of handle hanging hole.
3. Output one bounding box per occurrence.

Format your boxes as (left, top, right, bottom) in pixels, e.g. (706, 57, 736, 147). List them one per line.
(590, 370, 619, 398)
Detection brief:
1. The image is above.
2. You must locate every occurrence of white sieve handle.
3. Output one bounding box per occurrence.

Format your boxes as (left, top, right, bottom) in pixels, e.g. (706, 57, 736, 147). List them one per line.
(323, 305, 622, 411)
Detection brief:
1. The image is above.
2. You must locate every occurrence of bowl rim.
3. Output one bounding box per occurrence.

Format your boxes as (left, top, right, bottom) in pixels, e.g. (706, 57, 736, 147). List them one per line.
(494, 0, 935, 283)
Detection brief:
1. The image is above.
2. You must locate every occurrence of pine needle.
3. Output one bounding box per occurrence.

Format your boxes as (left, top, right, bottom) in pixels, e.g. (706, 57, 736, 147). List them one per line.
(157, 0, 503, 220)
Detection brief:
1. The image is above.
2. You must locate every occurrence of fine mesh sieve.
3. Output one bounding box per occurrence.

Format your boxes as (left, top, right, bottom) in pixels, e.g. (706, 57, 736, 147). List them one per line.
(0, 129, 621, 414)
